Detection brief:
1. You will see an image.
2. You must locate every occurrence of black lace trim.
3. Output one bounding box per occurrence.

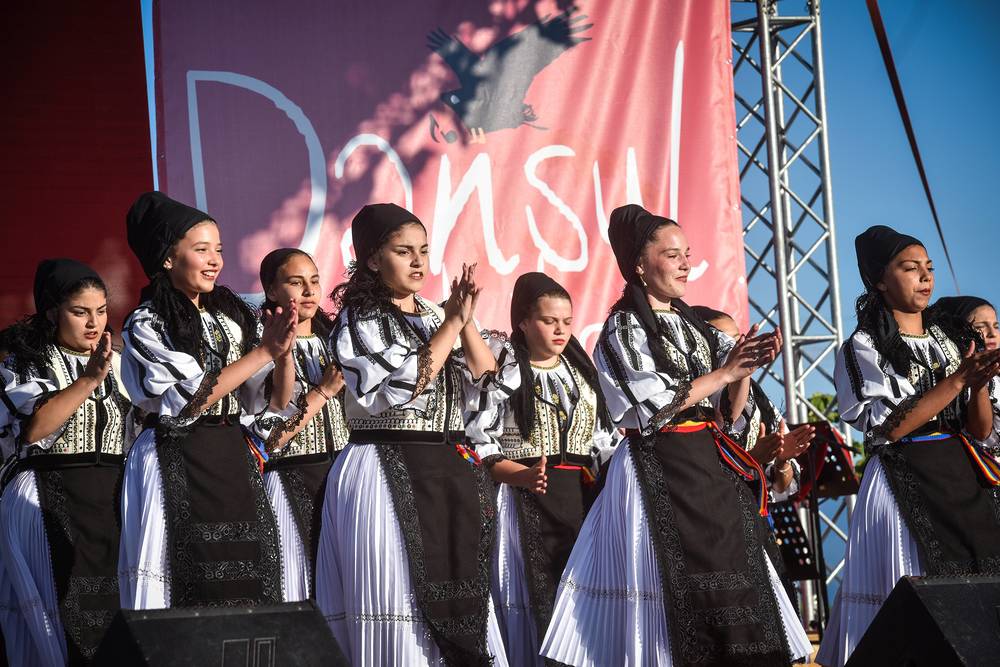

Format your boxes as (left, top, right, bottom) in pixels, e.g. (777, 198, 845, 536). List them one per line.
(154, 421, 283, 606)
(643, 380, 693, 435)
(277, 465, 328, 593)
(628, 438, 791, 665)
(878, 446, 1000, 576)
(480, 454, 507, 469)
(177, 370, 220, 421)
(374, 444, 495, 666)
(264, 391, 310, 453)
(868, 395, 920, 451)
(513, 489, 566, 667)
(37, 470, 121, 661)
(412, 343, 434, 399)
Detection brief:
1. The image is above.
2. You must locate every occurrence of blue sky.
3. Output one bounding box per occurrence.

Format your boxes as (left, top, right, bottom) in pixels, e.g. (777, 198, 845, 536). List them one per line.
(820, 0, 1000, 328)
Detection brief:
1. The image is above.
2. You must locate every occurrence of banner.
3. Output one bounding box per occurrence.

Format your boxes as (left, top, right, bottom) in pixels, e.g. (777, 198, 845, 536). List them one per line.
(155, 0, 746, 347)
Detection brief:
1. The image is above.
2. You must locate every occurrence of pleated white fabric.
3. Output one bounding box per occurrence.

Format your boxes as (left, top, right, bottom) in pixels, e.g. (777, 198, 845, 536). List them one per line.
(264, 471, 309, 602)
(117, 428, 171, 610)
(815, 455, 922, 667)
(492, 483, 546, 667)
(0, 470, 67, 666)
(540, 443, 812, 667)
(316, 443, 509, 666)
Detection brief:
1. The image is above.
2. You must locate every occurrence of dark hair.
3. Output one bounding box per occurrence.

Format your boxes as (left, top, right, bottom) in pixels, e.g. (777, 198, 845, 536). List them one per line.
(854, 289, 967, 374)
(0, 276, 109, 376)
(509, 287, 613, 439)
(138, 272, 259, 361)
(329, 221, 424, 317)
(260, 249, 335, 340)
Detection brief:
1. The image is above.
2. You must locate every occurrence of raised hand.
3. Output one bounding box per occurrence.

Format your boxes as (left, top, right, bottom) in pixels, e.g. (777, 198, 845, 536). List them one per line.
(955, 341, 1000, 391)
(83, 332, 113, 384)
(261, 303, 298, 359)
(443, 263, 479, 327)
(724, 324, 782, 382)
(748, 423, 782, 465)
(776, 421, 815, 464)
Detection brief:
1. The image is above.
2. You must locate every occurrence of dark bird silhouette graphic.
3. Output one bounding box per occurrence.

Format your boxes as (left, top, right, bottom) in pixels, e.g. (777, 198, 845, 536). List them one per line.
(427, 6, 592, 141)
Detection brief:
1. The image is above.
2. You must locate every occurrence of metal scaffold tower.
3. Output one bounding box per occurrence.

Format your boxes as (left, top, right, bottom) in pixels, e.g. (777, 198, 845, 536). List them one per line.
(731, 0, 852, 629)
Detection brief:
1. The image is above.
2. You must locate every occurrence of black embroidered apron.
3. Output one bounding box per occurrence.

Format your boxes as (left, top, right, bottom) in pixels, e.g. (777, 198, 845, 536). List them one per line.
(29, 455, 123, 664)
(154, 418, 283, 606)
(371, 433, 496, 667)
(629, 425, 792, 666)
(266, 452, 334, 593)
(878, 430, 1000, 576)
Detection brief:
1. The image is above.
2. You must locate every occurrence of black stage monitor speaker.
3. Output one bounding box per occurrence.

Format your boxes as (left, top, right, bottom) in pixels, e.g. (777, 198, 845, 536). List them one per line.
(93, 601, 348, 666)
(846, 575, 1000, 667)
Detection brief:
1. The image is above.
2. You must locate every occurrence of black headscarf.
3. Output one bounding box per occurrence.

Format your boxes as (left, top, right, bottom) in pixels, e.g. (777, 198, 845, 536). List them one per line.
(935, 296, 993, 322)
(853, 225, 932, 373)
(607, 204, 719, 376)
(126, 191, 214, 278)
(125, 192, 257, 360)
(351, 203, 423, 268)
(508, 272, 612, 438)
(0, 259, 107, 376)
(855, 225, 924, 291)
(936, 295, 995, 352)
(33, 258, 102, 314)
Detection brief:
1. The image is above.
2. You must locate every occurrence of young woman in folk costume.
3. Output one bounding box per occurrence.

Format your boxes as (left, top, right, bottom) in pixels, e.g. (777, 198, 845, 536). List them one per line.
(465, 272, 621, 666)
(117, 192, 298, 610)
(816, 227, 1000, 667)
(315, 203, 521, 666)
(935, 295, 1000, 458)
(0, 260, 138, 665)
(540, 204, 811, 666)
(256, 248, 348, 602)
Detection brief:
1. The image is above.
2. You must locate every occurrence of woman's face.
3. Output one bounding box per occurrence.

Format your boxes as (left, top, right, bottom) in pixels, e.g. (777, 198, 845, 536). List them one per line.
(878, 244, 933, 313)
(265, 253, 321, 322)
(165, 221, 222, 300)
(636, 224, 690, 301)
(368, 223, 428, 298)
(518, 295, 573, 361)
(54, 286, 108, 353)
(969, 305, 1000, 351)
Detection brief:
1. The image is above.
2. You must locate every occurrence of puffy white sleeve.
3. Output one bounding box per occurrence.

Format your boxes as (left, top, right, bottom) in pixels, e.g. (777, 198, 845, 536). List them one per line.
(0, 360, 62, 450)
(332, 310, 434, 416)
(834, 332, 918, 449)
(239, 362, 307, 448)
(466, 396, 507, 463)
(981, 377, 1000, 454)
(594, 311, 691, 435)
(458, 330, 521, 415)
(120, 309, 215, 419)
(589, 421, 622, 471)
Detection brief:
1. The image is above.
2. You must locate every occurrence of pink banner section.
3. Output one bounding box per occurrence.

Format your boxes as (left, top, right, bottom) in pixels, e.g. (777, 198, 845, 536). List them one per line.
(155, 0, 746, 347)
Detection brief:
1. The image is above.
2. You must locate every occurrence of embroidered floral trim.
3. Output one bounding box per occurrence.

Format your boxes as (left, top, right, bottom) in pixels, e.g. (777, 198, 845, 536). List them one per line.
(264, 392, 310, 453)
(514, 488, 559, 651)
(868, 395, 920, 450)
(177, 370, 221, 421)
(559, 576, 661, 602)
(642, 380, 692, 436)
(412, 343, 434, 400)
(479, 454, 508, 469)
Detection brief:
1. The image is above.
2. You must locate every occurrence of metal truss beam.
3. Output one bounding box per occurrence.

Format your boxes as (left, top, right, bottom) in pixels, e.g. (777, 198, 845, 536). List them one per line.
(732, 0, 852, 632)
